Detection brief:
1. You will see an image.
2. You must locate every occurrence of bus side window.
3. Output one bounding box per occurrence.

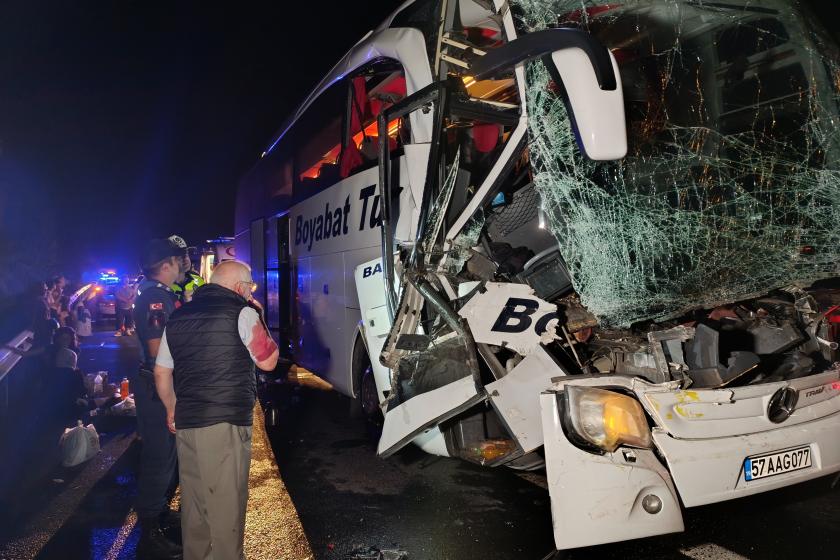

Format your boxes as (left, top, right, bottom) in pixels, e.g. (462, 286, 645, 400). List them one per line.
(294, 82, 346, 198)
(339, 62, 408, 179)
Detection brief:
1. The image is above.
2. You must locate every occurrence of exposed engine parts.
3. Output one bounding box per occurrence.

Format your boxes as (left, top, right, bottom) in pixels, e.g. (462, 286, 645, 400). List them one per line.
(583, 287, 840, 388)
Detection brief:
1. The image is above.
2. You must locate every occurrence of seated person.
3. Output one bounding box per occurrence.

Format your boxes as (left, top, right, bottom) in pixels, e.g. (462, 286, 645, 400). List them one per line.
(5, 327, 89, 418)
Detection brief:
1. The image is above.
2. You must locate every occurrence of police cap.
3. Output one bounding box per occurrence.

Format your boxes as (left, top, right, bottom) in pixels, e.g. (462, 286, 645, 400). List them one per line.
(141, 238, 187, 270)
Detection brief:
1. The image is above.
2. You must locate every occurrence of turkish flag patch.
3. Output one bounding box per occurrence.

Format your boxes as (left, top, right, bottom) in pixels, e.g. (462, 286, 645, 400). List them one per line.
(150, 303, 164, 310)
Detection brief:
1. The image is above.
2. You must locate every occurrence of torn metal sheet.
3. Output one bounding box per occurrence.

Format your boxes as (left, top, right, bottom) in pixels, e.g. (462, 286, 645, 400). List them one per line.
(355, 257, 398, 405)
(458, 282, 559, 354)
(685, 324, 761, 388)
(421, 147, 460, 259)
(648, 326, 694, 385)
(377, 375, 485, 458)
(486, 345, 568, 453)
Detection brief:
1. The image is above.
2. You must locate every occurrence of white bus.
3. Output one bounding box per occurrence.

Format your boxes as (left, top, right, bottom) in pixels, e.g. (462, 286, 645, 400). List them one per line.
(235, 0, 840, 551)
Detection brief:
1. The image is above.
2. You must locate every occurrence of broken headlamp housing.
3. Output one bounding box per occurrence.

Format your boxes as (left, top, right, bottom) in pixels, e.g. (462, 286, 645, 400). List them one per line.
(560, 386, 652, 453)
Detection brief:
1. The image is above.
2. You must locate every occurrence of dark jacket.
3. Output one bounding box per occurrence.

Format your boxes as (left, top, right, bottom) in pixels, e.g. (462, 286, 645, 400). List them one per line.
(165, 283, 255, 429)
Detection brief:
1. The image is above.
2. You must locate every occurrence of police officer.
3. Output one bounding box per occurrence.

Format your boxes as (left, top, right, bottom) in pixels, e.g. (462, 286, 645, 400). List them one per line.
(134, 238, 187, 559)
(168, 235, 205, 304)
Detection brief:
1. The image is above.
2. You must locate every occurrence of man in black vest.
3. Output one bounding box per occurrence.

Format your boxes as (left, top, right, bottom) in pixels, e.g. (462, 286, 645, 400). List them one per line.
(153, 260, 278, 559)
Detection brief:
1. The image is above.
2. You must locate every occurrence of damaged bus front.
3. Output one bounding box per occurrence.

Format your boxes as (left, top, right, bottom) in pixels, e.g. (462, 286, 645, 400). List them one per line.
(236, 0, 840, 552)
(365, 0, 840, 552)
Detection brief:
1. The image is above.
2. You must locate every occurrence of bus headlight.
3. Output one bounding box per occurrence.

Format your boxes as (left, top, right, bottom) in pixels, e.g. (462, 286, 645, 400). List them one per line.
(562, 386, 651, 453)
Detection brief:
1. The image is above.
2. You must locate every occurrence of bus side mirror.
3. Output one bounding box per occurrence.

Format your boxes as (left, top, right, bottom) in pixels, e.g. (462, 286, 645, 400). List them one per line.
(544, 47, 627, 161)
(471, 27, 627, 161)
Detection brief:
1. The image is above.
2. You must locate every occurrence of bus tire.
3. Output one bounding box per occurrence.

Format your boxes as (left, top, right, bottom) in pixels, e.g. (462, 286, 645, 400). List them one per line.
(350, 337, 382, 424)
(359, 363, 381, 421)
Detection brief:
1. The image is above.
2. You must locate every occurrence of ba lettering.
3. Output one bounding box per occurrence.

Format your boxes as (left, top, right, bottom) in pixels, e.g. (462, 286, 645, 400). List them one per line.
(362, 263, 383, 278)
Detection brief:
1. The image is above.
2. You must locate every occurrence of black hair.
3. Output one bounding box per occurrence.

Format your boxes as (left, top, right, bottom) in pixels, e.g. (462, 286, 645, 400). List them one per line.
(54, 326, 78, 350)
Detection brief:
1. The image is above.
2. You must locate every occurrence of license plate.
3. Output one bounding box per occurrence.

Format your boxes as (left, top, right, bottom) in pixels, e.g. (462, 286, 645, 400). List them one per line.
(744, 446, 812, 481)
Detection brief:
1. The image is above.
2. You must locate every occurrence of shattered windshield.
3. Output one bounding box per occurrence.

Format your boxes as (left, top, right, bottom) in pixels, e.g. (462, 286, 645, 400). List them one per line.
(514, 0, 840, 327)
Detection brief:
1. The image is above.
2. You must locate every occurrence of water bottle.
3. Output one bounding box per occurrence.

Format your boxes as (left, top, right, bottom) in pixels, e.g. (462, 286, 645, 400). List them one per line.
(93, 373, 103, 396)
(120, 377, 130, 400)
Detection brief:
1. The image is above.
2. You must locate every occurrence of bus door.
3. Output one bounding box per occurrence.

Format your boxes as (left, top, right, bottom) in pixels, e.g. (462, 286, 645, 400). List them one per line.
(264, 214, 293, 356)
(249, 218, 266, 308)
(370, 82, 495, 458)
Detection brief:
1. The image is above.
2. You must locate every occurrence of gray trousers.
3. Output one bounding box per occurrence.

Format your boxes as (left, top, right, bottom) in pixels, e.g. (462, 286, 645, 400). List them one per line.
(176, 422, 252, 560)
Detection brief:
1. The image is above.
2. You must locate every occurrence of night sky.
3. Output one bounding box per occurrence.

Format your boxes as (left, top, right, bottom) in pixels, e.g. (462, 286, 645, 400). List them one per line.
(0, 0, 838, 282)
(0, 1, 399, 278)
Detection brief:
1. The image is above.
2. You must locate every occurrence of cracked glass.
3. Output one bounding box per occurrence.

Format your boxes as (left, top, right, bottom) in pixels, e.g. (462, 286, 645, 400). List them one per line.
(514, 0, 840, 327)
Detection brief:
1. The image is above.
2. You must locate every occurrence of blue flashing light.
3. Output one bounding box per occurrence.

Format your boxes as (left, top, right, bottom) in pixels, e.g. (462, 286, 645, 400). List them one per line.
(98, 271, 121, 285)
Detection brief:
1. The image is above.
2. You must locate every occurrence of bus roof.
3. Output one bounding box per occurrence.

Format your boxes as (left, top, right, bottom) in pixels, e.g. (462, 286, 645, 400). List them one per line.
(260, 0, 422, 159)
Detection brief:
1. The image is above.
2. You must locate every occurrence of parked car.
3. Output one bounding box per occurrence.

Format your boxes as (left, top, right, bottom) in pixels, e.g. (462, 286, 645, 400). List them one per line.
(83, 285, 116, 322)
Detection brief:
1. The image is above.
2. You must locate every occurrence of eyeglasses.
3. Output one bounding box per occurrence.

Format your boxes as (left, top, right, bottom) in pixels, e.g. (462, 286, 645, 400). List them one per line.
(239, 281, 258, 293)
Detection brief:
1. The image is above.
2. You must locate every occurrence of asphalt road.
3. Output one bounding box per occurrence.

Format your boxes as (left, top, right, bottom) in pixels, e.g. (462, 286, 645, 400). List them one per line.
(262, 379, 840, 560)
(1, 326, 837, 560)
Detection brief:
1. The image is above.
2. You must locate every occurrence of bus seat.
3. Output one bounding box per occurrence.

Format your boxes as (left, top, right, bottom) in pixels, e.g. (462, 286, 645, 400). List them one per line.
(360, 135, 398, 161)
(350, 76, 369, 135)
(370, 76, 407, 117)
(318, 161, 340, 185)
(382, 75, 406, 96)
(472, 122, 501, 153)
(369, 98, 383, 118)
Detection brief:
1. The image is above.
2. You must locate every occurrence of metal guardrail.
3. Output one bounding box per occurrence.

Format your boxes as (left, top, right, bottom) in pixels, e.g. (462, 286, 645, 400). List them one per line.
(1, 284, 92, 416)
(0, 330, 33, 382)
(0, 329, 34, 415)
(1, 284, 90, 385)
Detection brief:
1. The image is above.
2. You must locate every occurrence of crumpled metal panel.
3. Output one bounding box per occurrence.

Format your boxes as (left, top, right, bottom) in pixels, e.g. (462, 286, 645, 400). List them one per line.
(458, 282, 560, 354)
(642, 368, 840, 439)
(514, 0, 840, 327)
(486, 345, 567, 452)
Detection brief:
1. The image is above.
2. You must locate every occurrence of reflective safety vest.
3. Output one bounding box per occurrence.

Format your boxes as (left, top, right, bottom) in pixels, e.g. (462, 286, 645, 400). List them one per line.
(172, 271, 206, 303)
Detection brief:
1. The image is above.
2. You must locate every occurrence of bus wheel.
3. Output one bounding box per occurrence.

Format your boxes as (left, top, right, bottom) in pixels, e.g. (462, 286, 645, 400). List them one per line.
(350, 338, 382, 424)
(359, 363, 381, 421)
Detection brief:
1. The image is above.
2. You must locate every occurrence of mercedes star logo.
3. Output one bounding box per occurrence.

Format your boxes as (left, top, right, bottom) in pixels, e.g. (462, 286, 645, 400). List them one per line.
(768, 386, 798, 423)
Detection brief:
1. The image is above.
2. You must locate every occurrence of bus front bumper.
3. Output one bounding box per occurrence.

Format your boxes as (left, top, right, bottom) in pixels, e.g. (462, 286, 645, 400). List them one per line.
(539, 376, 840, 550)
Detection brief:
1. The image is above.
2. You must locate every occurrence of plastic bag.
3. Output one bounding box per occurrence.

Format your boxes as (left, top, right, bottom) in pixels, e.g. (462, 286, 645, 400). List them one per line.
(110, 396, 136, 416)
(59, 420, 100, 467)
(90, 396, 136, 417)
(83, 371, 109, 397)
